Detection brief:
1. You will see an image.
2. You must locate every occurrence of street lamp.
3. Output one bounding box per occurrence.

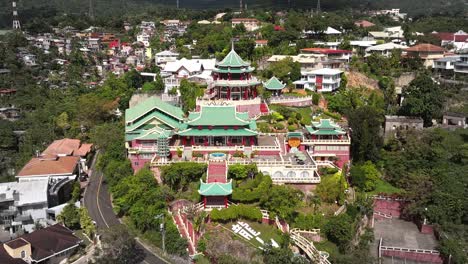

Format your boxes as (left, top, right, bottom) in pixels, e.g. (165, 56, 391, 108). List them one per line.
(155, 213, 166, 255)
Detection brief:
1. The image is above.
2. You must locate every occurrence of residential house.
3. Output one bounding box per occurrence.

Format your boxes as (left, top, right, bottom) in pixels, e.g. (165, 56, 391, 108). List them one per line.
(293, 68, 343, 92)
(155, 50, 179, 65)
(21, 54, 36, 66)
(365, 42, 407, 57)
(0, 180, 49, 234)
(442, 112, 467, 129)
(140, 21, 156, 31)
(354, 20, 375, 28)
(369, 26, 404, 40)
(300, 48, 352, 63)
(161, 58, 216, 92)
(0, 224, 81, 264)
(405, 44, 446, 68)
(432, 30, 468, 51)
(0, 107, 20, 121)
(136, 32, 151, 47)
(350, 40, 377, 54)
(384, 116, 424, 138)
(433, 56, 460, 76)
(254, 40, 268, 48)
(267, 53, 346, 72)
(231, 18, 261, 32)
(87, 38, 100, 51)
(454, 54, 468, 75)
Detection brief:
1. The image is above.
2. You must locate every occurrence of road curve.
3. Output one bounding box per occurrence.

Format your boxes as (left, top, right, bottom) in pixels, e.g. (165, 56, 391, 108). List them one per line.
(83, 151, 168, 264)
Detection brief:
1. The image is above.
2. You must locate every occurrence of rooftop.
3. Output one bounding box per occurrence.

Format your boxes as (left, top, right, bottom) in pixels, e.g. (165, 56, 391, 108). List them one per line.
(263, 76, 286, 90)
(5, 238, 29, 249)
(125, 97, 185, 123)
(305, 68, 343, 75)
(187, 105, 250, 127)
(17, 156, 79, 177)
(198, 180, 233, 196)
(216, 48, 251, 68)
(405, 44, 445, 53)
(0, 180, 48, 206)
(385, 115, 424, 123)
(300, 48, 352, 55)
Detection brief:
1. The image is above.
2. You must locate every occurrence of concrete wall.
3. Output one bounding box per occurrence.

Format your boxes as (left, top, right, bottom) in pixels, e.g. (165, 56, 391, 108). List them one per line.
(381, 249, 443, 263)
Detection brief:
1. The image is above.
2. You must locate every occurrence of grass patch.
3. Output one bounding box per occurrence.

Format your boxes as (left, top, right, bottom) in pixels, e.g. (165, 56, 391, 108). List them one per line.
(223, 220, 284, 248)
(367, 179, 403, 195)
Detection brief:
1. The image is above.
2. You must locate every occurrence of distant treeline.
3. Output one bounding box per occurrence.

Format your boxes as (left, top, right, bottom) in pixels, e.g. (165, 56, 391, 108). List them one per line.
(0, 0, 466, 28)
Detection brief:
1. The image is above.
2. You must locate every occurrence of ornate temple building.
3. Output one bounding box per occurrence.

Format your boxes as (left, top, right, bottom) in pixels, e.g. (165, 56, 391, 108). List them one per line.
(206, 48, 260, 100)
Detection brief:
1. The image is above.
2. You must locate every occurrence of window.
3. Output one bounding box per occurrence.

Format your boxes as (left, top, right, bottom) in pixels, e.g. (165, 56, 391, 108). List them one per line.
(230, 136, 242, 144)
(21, 251, 25, 258)
(194, 136, 205, 145)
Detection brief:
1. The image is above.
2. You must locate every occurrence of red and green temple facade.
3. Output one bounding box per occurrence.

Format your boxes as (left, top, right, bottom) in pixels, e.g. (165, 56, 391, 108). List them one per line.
(207, 48, 260, 100)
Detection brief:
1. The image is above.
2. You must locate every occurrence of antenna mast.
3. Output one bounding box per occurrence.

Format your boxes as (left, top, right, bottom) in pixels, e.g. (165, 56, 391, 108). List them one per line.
(12, 1, 21, 30)
(89, 0, 95, 19)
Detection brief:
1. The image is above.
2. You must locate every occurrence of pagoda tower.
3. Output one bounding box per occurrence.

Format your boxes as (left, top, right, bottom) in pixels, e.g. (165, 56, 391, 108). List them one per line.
(207, 47, 260, 101)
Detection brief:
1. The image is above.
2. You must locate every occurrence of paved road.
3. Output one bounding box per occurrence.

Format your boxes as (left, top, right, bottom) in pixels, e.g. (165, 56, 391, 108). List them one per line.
(83, 152, 168, 264)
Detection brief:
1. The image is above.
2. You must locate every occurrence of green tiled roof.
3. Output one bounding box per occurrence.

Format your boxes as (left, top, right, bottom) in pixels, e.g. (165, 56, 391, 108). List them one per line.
(178, 128, 258, 137)
(264, 76, 286, 90)
(213, 67, 255, 74)
(217, 49, 250, 68)
(125, 97, 184, 123)
(126, 110, 186, 132)
(306, 119, 346, 136)
(125, 126, 173, 141)
(198, 180, 233, 196)
(187, 106, 250, 126)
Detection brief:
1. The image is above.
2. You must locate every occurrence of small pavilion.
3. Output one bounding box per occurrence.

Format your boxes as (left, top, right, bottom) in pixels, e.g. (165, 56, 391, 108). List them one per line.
(263, 76, 286, 96)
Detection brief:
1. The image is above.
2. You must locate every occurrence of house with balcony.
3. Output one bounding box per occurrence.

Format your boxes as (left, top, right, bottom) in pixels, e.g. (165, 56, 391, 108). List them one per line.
(432, 30, 468, 51)
(300, 48, 352, 63)
(302, 119, 350, 168)
(293, 68, 342, 92)
(405, 44, 446, 68)
(454, 54, 468, 75)
(433, 56, 460, 76)
(0, 180, 49, 234)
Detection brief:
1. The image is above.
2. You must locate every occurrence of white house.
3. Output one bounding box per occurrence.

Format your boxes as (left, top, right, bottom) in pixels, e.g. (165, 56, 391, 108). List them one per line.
(293, 68, 343, 92)
(433, 56, 460, 71)
(0, 180, 49, 233)
(454, 54, 468, 75)
(365, 42, 407, 57)
(136, 32, 151, 47)
(155, 50, 179, 65)
(161, 58, 216, 92)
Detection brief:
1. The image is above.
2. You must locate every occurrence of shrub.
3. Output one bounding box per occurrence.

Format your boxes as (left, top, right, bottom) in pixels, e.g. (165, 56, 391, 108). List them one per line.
(210, 205, 262, 223)
(312, 93, 320, 105)
(288, 125, 296, 132)
(275, 123, 285, 130)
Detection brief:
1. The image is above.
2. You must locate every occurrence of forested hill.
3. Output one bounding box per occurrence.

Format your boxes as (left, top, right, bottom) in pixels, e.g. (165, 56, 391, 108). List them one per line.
(0, 0, 465, 16)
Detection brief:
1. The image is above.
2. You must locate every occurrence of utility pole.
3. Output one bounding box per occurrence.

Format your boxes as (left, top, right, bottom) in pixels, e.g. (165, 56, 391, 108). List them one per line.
(12, 1, 21, 30)
(155, 214, 166, 255)
(89, 0, 94, 19)
(316, 0, 321, 15)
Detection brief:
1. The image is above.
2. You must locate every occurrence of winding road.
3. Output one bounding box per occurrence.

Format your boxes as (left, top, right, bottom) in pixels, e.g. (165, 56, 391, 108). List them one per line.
(83, 152, 168, 264)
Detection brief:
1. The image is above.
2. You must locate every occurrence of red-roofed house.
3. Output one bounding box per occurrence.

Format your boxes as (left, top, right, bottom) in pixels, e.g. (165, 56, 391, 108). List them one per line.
(354, 20, 375, 28)
(0, 224, 81, 264)
(41, 138, 93, 171)
(16, 156, 79, 181)
(255, 40, 268, 48)
(405, 44, 446, 68)
(432, 30, 468, 51)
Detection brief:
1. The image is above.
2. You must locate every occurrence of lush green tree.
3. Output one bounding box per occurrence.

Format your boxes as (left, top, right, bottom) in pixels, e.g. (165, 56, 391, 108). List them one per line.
(160, 162, 207, 192)
(179, 79, 203, 113)
(348, 105, 384, 162)
(79, 208, 96, 238)
(400, 74, 444, 126)
(94, 225, 144, 264)
(350, 161, 380, 192)
(57, 203, 80, 229)
(260, 185, 303, 221)
(71, 181, 81, 202)
(324, 214, 354, 252)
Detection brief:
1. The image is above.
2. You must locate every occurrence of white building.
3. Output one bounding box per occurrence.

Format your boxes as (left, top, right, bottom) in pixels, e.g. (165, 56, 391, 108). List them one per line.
(365, 42, 407, 57)
(155, 50, 179, 65)
(161, 58, 216, 92)
(136, 32, 151, 47)
(293, 68, 343, 92)
(454, 54, 468, 75)
(0, 180, 49, 233)
(433, 56, 460, 71)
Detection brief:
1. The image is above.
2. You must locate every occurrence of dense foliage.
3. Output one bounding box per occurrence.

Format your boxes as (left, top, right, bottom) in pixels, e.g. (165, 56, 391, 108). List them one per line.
(210, 205, 263, 223)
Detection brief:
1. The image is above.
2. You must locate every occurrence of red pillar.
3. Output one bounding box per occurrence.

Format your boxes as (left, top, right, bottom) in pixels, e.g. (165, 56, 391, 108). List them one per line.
(191, 137, 195, 145)
(224, 197, 228, 208)
(203, 196, 206, 209)
(204, 136, 208, 146)
(227, 88, 231, 100)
